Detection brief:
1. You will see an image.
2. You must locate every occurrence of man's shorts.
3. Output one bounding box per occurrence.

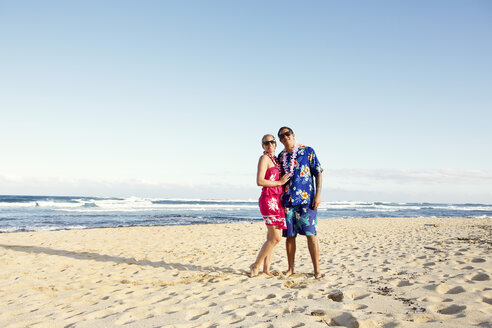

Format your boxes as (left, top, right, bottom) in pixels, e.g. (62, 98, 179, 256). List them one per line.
(282, 204, 318, 237)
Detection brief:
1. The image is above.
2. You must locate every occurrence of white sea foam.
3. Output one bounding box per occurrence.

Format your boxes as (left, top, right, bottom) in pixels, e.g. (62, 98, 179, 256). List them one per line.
(58, 203, 258, 213)
(41, 196, 257, 212)
(0, 225, 88, 233)
(36, 200, 82, 208)
(1, 196, 491, 235)
(475, 215, 492, 219)
(354, 208, 398, 212)
(431, 205, 492, 211)
(0, 202, 38, 208)
(2, 197, 490, 213)
(0, 226, 24, 233)
(318, 202, 411, 211)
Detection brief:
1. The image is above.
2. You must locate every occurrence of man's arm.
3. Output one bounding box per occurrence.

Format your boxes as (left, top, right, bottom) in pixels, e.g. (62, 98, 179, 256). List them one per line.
(312, 172, 322, 210)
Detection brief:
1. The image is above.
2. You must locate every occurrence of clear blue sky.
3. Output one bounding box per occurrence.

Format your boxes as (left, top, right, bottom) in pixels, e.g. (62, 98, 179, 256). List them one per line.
(1, 1, 491, 202)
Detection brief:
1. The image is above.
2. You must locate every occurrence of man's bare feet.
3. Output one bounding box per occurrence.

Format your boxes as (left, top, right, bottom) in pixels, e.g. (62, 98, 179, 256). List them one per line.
(282, 269, 294, 278)
(314, 272, 325, 279)
(249, 264, 259, 277)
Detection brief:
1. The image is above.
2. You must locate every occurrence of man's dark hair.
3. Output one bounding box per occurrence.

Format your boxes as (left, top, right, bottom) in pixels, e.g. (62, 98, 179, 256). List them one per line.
(277, 126, 294, 138)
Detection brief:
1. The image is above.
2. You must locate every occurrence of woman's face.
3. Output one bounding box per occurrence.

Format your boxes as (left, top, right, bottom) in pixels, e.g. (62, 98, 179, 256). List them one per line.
(262, 136, 277, 153)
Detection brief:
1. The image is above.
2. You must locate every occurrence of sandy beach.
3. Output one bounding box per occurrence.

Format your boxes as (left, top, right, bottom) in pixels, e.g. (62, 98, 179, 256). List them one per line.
(0, 217, 490, 327)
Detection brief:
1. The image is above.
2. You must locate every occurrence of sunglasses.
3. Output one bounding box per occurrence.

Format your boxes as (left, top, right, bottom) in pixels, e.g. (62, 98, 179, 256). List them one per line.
(279, 131, 293, 140)
(262, 140, 276, 146)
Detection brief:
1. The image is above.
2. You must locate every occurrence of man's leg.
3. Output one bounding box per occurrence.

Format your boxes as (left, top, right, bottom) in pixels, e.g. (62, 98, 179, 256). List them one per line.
(285, 236, 296, 276)
(307, 235, 323, 278)
(282, 206, 296, 276)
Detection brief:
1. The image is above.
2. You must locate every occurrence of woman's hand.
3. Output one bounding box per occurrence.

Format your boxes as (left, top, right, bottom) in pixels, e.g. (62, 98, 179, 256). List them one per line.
(278, 173, 290, 185)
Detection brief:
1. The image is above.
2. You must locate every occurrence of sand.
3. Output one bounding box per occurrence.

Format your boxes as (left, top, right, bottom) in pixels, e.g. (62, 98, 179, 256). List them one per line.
(0, 217, 490, 328)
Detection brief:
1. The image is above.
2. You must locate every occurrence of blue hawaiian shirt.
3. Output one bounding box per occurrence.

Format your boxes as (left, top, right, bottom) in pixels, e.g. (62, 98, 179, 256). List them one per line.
(278, 145, 323, 207)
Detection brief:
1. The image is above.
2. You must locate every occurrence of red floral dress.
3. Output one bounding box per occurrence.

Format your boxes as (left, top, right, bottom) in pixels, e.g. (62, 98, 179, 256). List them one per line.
(259, 161, 286, 229)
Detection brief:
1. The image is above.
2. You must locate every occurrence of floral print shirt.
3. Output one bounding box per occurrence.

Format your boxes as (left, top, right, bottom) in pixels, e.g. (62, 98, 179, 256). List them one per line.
(278, 145, 323, 207)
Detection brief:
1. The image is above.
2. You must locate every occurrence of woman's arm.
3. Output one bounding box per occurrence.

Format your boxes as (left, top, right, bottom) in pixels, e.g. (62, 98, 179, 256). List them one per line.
(256, 155, 289, 187)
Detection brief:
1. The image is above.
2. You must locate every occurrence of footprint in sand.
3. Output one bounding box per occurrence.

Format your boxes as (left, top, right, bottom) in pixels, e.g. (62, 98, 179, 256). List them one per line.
(181, 293, 201, 302)
(482, 296, 492, 305)
(196, 301, 217, 308)
(324, 311, 359, 327)
(283, 281, 307, 289)
(268, 307, 291, 315)
(408, 313, 438, 323)
(471, 257, 486, 263)
(358, 317, 400, 328)
(151, 304, 185, 315)
(235, 309, 256, 317)
(418, 296, 453, 303)
(429, 304, 467, 315)
(435, 284, 466, 294)
(281, 292, 296, 300)
(221, 304, 244, 314)
(246, 293, 276, 302)
(290, 305, 309, 314)
(250, 324, 273, 328)
(468, 272, 490, 281)
(392, 279, 413, 287)
(227, 288, 249, 295)
(343, 303, 368, 310)
(184, 308, 210, 321)
(219, 314, 245, 325)
(345, 289, 370, 300)
(85, 308, 117, 320)
(297, 289, 321, 299)
(114, 311, 153, 325)
(160, 324, 192, 328)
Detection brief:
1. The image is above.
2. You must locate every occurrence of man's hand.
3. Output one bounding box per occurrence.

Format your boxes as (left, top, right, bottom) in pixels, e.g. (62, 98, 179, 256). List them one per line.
(312, 194, 321, 210)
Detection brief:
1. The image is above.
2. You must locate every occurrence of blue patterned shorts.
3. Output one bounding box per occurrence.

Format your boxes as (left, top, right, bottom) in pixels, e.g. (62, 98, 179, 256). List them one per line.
(282, 205, 318, 237)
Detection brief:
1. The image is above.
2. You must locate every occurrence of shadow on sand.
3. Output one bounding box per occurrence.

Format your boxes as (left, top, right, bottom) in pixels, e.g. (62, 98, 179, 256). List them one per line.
(0, 244, 236, 274)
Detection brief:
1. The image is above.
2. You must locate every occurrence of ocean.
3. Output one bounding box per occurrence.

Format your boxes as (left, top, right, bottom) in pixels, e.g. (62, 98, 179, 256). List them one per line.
(0, 195, 491, 233)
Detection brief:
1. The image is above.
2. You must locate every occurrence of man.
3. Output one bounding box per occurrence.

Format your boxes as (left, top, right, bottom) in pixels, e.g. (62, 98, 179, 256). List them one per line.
(277, 126, 324, 279)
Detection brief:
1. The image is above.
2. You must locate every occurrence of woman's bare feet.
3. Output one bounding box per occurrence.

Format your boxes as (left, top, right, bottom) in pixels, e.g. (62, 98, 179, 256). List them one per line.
(282, 269, 294, 278)
(314, 272, 325, 279)
(263, 271, 279, 277)
(249, 264, 259, 277)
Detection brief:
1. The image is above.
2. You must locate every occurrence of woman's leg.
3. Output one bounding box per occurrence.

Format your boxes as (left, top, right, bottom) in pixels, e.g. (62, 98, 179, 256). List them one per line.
(250, 225, 281, 277)
(263, 227, 282, 275)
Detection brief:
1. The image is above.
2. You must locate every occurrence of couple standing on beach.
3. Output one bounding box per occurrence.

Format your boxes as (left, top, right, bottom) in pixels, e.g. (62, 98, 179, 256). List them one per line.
(251, 126, 324, 279)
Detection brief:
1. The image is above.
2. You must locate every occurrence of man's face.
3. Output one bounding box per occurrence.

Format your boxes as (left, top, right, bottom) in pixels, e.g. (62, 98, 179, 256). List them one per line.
(279, 128, 295, 149)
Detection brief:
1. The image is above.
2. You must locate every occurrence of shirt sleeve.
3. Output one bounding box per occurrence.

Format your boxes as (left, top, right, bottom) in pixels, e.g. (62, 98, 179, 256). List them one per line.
(309, 147, 323, 176)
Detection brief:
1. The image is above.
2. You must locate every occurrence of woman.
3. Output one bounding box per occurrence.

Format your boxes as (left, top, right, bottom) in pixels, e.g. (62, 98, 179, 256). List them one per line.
(250, 134, 290, 277)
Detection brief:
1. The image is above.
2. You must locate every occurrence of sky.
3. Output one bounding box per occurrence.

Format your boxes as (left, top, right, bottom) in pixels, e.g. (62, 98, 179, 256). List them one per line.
(1, 1, 491, 203)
